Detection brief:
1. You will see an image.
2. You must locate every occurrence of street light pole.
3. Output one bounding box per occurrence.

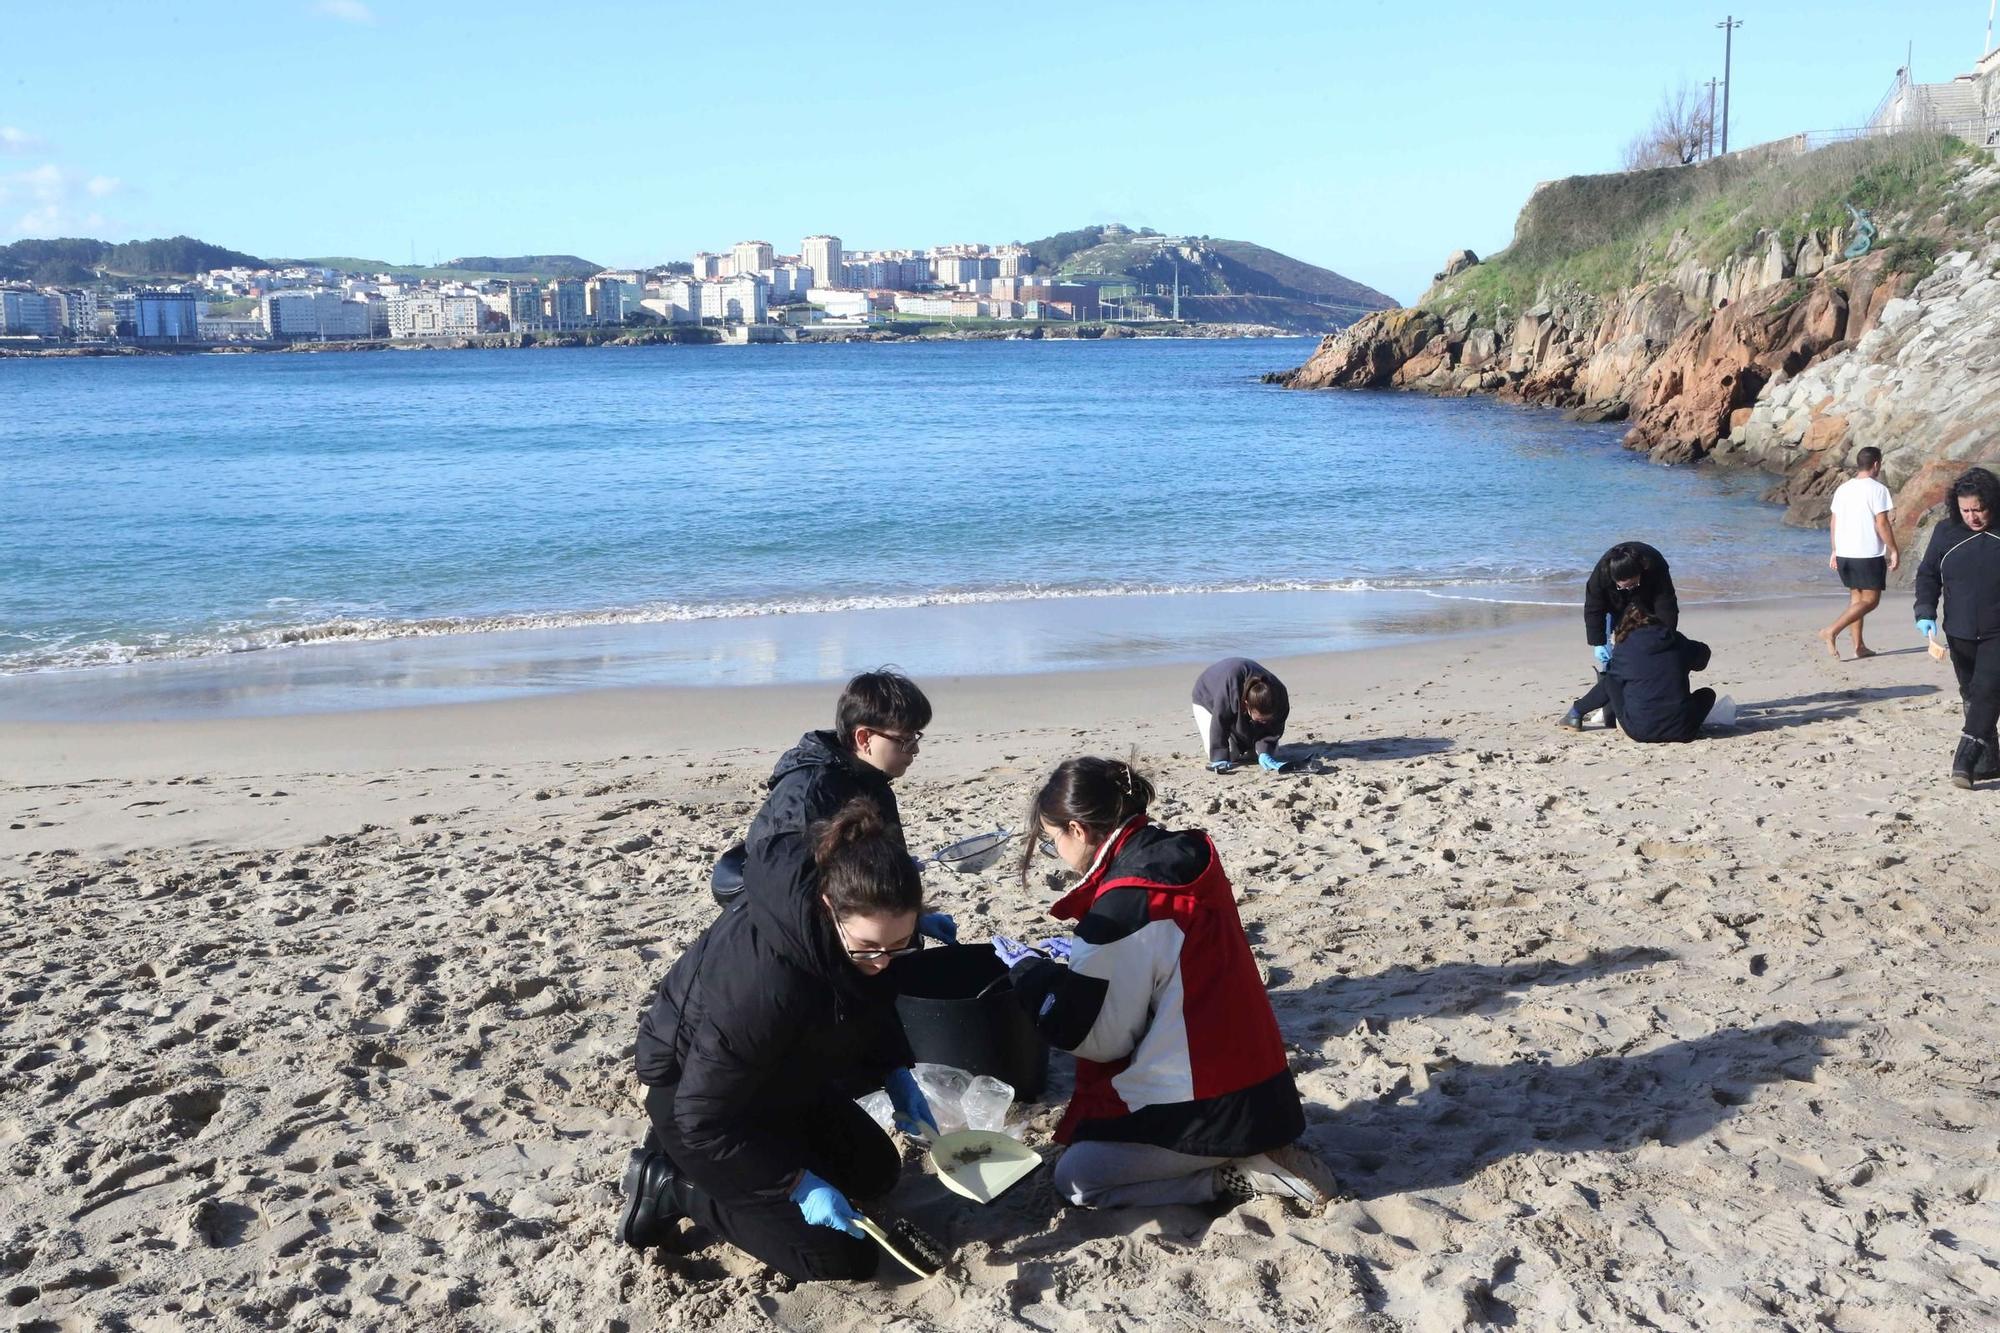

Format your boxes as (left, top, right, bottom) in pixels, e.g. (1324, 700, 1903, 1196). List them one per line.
(1716, 16, 1742, 154)
(1704, 77, 1721, 158)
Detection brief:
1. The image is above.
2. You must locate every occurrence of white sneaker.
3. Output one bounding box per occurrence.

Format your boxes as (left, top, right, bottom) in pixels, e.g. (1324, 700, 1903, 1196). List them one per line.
(1217, 1143, 1341, 1213)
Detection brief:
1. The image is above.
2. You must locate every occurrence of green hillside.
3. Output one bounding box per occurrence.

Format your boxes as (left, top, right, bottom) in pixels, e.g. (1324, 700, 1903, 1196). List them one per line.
(1025, 224, 1395, 332)
(0, 235, 264, 284)
(273, 254, 603, 282)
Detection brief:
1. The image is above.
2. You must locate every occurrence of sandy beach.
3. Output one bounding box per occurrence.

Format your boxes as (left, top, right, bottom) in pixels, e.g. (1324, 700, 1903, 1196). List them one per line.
(5, 596, 1998, 1331)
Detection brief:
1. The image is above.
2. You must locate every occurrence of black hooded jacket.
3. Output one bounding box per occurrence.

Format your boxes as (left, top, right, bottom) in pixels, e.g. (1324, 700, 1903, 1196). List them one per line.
(1603, 624, 1711, 743)
(1914, 521, 2000, 642)
(745, 730, 903, 888)
(1191, 658, 1290, 764)
(1583, 543, 1679, 647)
(634, 850, 911, 1199)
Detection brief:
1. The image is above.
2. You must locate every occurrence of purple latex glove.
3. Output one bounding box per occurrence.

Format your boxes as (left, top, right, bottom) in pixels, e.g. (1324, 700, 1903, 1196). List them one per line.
(1035, 937, 1075, 963)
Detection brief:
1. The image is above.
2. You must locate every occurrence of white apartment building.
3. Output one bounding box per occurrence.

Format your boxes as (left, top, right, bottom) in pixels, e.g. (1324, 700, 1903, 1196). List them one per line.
(649, 277, 702, 324)
(802, 235, 842, 288)
(387, 292, 482, 339)
(730, 240, 774, 276)
(698, 274, 768, 324)
(544, 278, 588, 329)
(759, 263, 814, 304)
(691, 251, 724, 279)
(262, 289, 372, 340)
(504, 282, 542, 330)
(586, 275, 627, 324)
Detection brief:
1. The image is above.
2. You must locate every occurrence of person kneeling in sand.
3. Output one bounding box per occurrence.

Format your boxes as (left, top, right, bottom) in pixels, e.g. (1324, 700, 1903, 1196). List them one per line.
(619, 801, 941, 1280)
(1561, 541, 1680, 731)
(1191, 657, 1290, 773)
(991, 757, 1338, 1212)
(1819, 447, 1900, 660)
(1601, 605, 1718, 744)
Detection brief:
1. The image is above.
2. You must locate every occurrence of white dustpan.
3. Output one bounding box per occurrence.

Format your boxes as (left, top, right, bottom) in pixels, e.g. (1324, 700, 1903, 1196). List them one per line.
(927, 1130, 1041, 1204)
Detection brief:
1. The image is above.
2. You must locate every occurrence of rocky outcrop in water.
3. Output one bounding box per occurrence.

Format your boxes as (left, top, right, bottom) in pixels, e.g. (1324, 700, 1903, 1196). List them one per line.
(1278, 216, 1998, 555)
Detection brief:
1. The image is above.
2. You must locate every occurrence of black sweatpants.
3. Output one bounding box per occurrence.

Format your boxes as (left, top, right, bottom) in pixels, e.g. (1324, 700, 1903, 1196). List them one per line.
(1947, 635, 2000, 746)
(645, 1083, 900, 1282)
(1571, 672, 1616, 724)
(1621, 687, 1716, 744)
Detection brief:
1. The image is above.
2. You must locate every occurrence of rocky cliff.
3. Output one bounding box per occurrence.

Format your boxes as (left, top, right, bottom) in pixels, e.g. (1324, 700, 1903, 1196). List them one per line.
(1276, 146, 2000, 559)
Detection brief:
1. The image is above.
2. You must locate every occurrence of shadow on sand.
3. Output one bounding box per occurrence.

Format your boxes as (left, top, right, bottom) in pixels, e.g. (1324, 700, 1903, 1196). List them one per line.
(1314, 1020, 1849, 1200)
(1281, 736, 1456, 764)
(1272, 946, 1675, 1027)
(1731, 684, 1938, 733)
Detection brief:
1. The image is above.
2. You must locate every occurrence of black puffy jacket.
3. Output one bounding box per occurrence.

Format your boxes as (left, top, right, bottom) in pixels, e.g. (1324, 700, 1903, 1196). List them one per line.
(1582, 542, 1679, 647)
(1914, 522, 2000, 642)
(634, 851, 910, 1198)
(744, 730, 903, 889)
(1604, 624, 1711, 743)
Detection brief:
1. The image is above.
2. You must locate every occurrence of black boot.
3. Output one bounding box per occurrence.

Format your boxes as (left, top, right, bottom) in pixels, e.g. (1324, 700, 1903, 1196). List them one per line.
(1978, 729, 2000, 782)
(618, 1147, 682, 1248)
(1952, 735, 1985, 790)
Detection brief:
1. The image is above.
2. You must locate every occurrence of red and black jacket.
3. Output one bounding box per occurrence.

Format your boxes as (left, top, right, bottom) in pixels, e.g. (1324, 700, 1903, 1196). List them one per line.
(1009, 818, 1304, 1158)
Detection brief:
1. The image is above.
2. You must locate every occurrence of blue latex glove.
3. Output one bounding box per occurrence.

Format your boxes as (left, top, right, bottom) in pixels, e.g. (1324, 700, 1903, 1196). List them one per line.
(1593, 644, 1613, 670)
(991, 935, 1043, 968)
(1258, 752, 1284, 772)
(1918, 618, 1938, 640)
(884, 1067, 939, 1138)
(791, 1170, 862, 1236)
(918, 912, 957, 944)
(1035, 937, 1074, 963)
(1208, 759, 1235, 774)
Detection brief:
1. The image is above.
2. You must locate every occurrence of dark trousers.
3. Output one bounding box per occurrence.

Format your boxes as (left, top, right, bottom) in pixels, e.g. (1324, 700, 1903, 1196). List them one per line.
(1947, 635, 2000, 745)
(645, 1083, 900, 1282)
(1619, 687, 1716, 744)
(1571, 672, 1615, 724)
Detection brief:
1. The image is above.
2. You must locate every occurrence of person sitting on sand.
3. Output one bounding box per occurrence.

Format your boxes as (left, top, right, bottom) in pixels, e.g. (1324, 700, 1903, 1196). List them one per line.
(731, 667, 954, 941)
(1561, 541, 1680, 731)
(1819, 447, 1900, 661)
(1912, 466, 2000, 789)
(1191, 657, 1290, 773)
(1601, 604, 1716, 744)
(619, 800, 941, 1280)
(991, 757, 1338, 1212)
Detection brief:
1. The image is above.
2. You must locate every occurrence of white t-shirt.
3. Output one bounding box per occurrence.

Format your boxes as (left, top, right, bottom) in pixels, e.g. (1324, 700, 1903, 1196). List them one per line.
(1830, 475, 1893, 559)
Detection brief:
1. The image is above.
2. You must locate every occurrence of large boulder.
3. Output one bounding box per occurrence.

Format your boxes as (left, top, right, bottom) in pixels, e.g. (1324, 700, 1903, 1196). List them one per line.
(1435, 249, 1479, 282)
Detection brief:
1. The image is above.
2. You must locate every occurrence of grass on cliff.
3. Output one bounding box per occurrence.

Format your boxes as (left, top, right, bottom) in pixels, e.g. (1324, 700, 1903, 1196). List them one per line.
(1426, 132, 1993, 327)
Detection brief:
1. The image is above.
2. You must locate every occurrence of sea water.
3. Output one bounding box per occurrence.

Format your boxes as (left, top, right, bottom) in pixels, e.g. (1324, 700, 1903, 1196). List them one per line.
(0, 338, 1822, 716)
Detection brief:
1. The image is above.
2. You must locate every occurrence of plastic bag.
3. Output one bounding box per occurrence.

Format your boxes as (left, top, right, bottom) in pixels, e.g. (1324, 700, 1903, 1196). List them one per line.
(855, 1090, 895, 1133)
(912, 1063, 972, 1136)
(1705, 694, 1737, 729)
(962, 1074, 1016, 1133)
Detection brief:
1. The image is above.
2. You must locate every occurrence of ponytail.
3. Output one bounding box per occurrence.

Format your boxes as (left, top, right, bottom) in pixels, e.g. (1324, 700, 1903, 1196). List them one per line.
(1017, 756, 1155, 882)
(812, 798, 923, 918)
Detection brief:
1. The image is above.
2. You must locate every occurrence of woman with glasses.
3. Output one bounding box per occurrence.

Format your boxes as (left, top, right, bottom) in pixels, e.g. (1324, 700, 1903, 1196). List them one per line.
(994, 757, 1339, 1213)
(620, 799, 939, 1280)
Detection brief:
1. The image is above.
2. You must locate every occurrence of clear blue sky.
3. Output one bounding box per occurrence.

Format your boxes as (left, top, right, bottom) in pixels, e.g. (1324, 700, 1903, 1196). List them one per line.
(1, 1, 1989, 302)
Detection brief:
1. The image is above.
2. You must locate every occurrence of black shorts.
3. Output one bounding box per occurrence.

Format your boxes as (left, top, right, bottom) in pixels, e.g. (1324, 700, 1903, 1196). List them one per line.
(1836, 556, 1887, 591)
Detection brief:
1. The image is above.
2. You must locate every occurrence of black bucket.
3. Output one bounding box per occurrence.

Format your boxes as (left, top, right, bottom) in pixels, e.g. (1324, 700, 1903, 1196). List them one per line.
(892, 944, 1050, 1100)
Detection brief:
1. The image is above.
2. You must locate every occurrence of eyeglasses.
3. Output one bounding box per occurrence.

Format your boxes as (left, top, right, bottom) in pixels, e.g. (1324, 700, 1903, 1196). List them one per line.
(1614, 579, 1641, 591)
(874, 730, 923, 751)
(834, 916, 922, 962)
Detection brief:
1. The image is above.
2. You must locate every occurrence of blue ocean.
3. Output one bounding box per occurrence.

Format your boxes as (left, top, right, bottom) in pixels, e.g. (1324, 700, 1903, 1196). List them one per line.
(0, 339, 1822, 714)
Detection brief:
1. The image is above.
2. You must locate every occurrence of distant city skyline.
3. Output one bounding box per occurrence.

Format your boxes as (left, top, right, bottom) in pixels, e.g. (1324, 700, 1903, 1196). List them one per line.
(0, 1, 1990, 303)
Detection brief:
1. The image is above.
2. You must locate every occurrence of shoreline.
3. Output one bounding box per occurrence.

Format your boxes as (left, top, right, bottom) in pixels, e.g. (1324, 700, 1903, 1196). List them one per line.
(0, 586, 1841, 726)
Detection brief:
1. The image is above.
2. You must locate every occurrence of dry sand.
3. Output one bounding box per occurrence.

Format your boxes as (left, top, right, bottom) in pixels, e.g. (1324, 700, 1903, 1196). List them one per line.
(4, 598, 1998, 1331)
